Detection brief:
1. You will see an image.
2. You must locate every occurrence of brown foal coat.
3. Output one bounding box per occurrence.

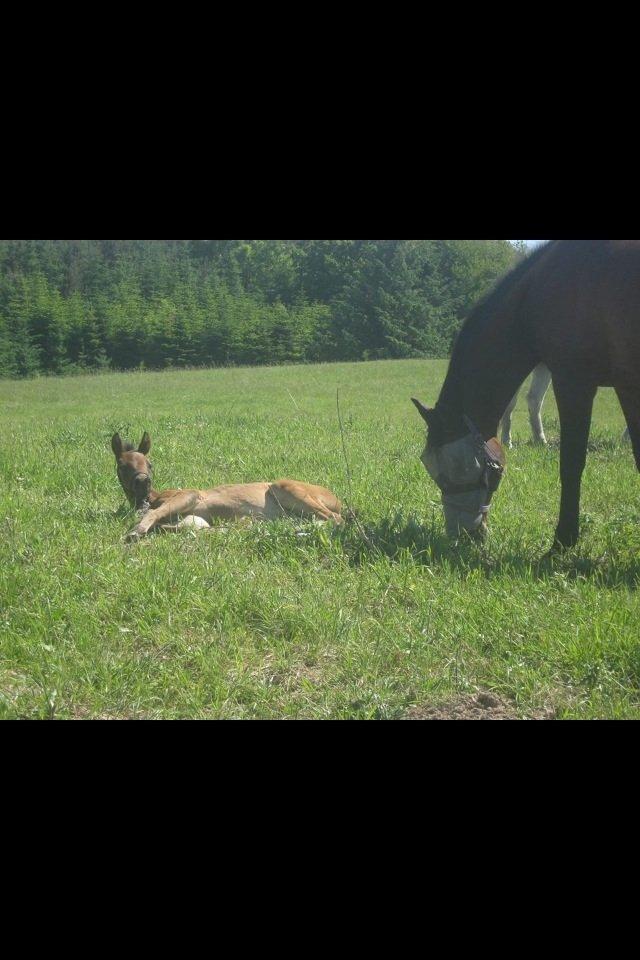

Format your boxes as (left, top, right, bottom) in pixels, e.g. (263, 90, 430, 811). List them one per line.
(111, 433, 342, 541)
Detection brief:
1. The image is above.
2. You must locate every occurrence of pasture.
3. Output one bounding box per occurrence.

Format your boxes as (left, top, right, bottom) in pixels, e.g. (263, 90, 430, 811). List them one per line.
(1, 360, 639, 720)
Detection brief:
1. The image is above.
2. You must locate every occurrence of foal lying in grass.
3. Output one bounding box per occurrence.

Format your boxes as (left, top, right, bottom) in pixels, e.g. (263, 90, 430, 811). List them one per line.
(112, 433, 343, 542)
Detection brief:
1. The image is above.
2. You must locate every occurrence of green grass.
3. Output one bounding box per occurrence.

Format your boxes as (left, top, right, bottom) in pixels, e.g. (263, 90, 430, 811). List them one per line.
(1, 360, 639, 720)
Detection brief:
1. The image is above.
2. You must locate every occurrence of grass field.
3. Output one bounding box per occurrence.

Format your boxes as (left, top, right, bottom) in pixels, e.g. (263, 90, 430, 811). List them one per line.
(1, 360, 639, 720)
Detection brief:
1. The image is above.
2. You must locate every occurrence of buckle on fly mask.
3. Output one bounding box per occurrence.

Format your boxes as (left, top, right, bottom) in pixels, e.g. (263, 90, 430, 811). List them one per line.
(463, 417, 506, 499)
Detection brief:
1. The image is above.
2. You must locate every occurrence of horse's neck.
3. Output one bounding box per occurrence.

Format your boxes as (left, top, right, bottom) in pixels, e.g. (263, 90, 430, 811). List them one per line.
(436, 244, 558, 439)
(439, 320, 535, 439)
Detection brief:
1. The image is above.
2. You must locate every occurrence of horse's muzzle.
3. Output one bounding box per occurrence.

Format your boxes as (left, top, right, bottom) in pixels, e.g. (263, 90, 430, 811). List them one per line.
(442, 492, 490, 539)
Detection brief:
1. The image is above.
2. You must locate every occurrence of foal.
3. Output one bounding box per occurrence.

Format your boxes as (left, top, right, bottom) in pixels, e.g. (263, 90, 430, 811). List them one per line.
(111, 433, 343, 541)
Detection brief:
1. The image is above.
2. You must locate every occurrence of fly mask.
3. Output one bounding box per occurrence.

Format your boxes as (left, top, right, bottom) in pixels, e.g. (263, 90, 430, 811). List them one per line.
(421, 417, 506, 538)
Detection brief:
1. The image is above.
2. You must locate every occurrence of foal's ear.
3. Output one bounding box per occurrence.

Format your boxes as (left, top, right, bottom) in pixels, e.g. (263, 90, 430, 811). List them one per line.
(411, 398, 435, 426)
(111, 434, 123, 458)
(138, 432, 151, 455)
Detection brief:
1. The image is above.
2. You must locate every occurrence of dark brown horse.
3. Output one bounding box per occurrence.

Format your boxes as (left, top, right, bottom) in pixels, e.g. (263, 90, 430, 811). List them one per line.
(412, 240, 640, 551)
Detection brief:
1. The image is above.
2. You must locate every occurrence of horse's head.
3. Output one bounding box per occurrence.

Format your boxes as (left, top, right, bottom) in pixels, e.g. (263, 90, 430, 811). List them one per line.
(412, 399, 506, 540)
(111, 432, 153, 511)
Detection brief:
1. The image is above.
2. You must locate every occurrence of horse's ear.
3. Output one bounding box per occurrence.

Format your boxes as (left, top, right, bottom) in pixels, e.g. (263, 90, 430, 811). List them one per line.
(411, 398, 435, 426)
(111, 434, 123, 458)
(138, 432, 151, 455)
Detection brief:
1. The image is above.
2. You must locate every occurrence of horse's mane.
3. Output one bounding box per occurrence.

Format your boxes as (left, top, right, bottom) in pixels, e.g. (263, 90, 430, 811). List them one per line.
(451, 241, 557, 363)
(121, 442, 137, 453)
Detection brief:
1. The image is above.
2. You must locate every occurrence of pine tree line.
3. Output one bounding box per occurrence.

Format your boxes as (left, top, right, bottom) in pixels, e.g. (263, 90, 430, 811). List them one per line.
(0, 240, 520, 378)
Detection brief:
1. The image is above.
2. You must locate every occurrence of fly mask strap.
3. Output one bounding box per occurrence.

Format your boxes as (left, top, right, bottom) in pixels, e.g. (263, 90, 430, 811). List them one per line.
(462, 416, 505, 496)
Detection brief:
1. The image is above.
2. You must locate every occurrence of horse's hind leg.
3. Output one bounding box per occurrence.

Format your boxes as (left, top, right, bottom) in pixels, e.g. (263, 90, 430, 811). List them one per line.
(615, 387, 640, 469)
(500, 390, 519, 448)
(268, 482, 343, 524)
(527, 364, 553, 445)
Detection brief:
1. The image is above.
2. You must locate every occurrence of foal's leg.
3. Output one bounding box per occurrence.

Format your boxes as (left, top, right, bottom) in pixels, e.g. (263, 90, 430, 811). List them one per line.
(551, 374, 598, 551)
(268, 482, 343, 524)
(126, 490, 201, 541)
(527, 365, 553, 445)
(500, 390, 519, 449)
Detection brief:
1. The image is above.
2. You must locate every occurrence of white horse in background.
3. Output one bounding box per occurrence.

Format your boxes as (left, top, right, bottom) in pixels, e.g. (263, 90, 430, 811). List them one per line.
(500, 364, 553, 448)
(500, 364, 631, 448)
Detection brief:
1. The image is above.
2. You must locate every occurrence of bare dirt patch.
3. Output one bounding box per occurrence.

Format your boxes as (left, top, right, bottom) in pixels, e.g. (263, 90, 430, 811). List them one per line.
(405, 692, 554, 721)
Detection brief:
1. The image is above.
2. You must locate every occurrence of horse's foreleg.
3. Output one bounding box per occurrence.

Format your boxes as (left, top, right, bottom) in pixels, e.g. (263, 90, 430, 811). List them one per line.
(126, 490, 201, 541)
(551, 374, 597, 551)
(527, 364, 553, 445)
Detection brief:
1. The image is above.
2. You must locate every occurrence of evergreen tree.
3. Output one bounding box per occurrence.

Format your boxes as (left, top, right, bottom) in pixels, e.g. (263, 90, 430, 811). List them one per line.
(3, 277, 42, 376)
(0, 239, 520, 376)
(27, 278, 67, 375)
(0, 314, 16, 378)
(83, 306, 110, 370)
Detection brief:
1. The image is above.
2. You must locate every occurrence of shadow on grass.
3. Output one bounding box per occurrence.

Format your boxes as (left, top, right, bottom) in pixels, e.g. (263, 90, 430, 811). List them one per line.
(334, 513, 640, 589)
(106, 500, 640, 591)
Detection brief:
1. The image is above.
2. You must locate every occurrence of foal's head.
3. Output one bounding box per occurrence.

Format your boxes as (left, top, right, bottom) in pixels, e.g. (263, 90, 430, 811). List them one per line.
(111, 432, 153, 510)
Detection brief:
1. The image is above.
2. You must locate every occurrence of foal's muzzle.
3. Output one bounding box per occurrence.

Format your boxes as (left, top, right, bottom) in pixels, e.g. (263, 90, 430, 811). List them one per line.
(133, 473, 151, 506)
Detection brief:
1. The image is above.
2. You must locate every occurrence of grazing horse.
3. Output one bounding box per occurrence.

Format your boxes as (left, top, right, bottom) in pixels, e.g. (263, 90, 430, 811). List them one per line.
(111, 433, 343, 541)
(412, 240, 640, 551)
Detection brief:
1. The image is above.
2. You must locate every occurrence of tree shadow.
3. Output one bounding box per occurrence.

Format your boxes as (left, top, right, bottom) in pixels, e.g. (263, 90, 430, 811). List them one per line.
(335, 513, 640, 589)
